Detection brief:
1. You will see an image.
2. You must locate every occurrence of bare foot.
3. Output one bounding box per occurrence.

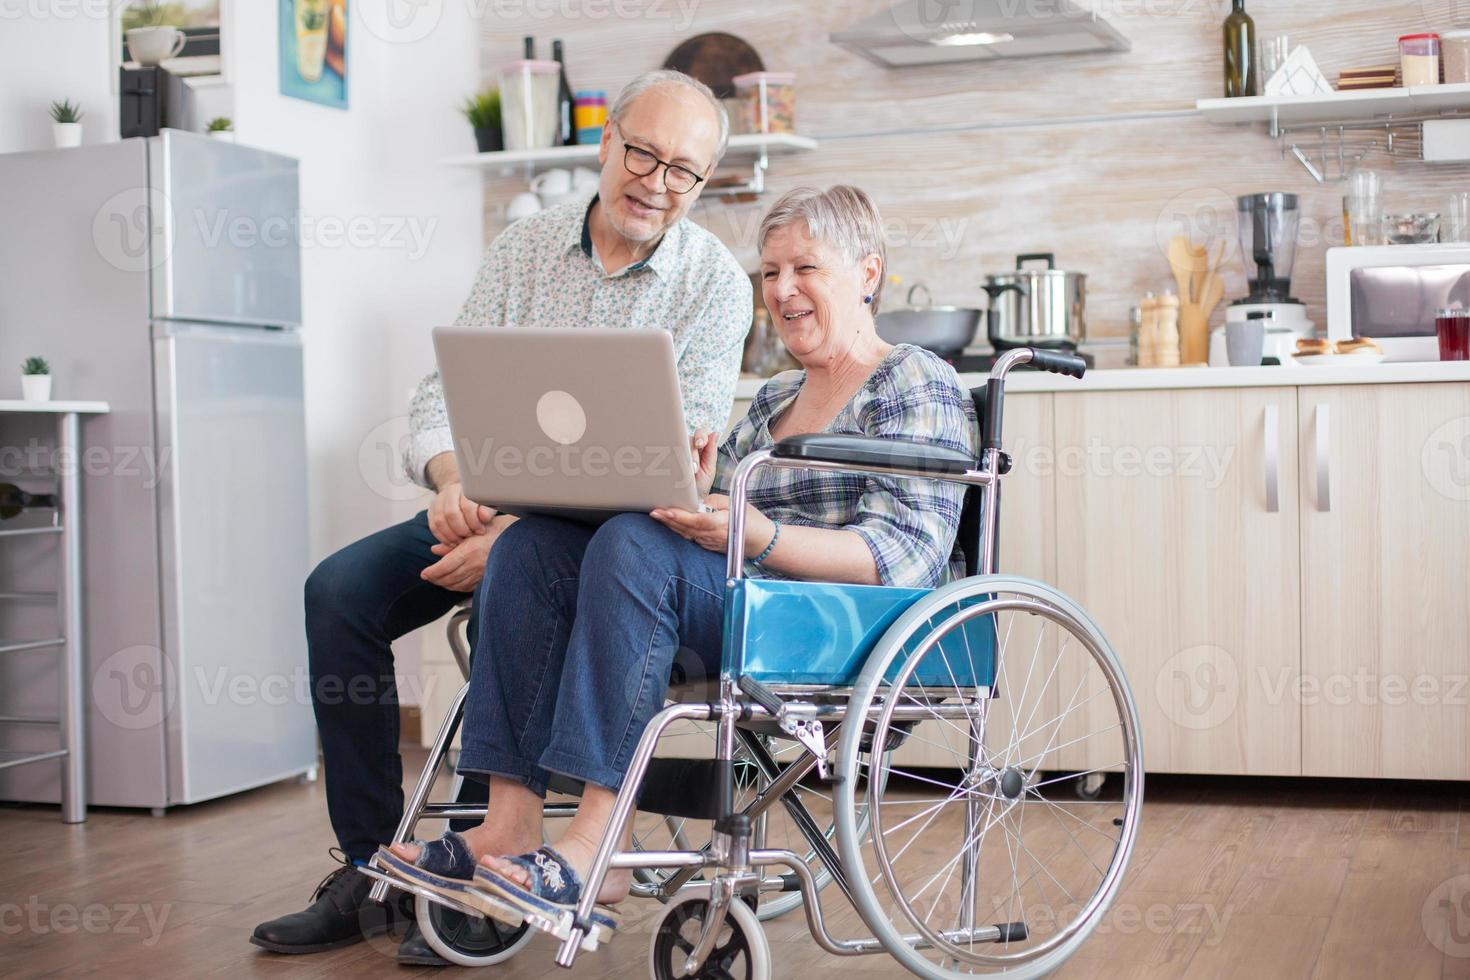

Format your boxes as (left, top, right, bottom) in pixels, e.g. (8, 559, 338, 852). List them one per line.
(479, 827, 632, 906)
(388, 823, 539, 868)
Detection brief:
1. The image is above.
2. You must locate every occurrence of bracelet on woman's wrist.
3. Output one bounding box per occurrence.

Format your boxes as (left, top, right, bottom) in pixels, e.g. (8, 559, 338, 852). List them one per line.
(751, 520, 781, 567)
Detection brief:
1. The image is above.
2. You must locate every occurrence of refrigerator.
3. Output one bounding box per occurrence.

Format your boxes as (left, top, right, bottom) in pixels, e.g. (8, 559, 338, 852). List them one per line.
(0, 129, 317, 810)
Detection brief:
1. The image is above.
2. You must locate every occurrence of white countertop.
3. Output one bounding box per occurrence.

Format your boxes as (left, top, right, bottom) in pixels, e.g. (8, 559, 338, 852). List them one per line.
(0, 400, 110, 414)
(734, 360, 1470, 400)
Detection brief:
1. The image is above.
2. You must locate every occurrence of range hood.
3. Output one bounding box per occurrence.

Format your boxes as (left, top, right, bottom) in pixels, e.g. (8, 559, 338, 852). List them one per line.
(831, 0, 1130, 69)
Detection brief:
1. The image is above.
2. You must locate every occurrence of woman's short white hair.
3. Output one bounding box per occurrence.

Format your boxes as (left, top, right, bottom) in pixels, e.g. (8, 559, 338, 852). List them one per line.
(758, 186, 889, 313)
(608, 70, 730, 170)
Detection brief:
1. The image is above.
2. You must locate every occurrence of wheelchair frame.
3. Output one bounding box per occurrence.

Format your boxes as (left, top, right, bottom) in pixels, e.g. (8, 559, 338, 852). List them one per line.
(363, 347, 1142, 978)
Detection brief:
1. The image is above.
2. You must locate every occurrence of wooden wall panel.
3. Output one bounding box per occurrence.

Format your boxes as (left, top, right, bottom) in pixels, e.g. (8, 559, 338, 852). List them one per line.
(475, 0, 1470, 339)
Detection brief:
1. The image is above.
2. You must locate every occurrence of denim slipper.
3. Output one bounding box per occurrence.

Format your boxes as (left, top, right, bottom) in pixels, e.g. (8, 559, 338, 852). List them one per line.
(375, 832, 524, 925)
(472, 846, 618, 939)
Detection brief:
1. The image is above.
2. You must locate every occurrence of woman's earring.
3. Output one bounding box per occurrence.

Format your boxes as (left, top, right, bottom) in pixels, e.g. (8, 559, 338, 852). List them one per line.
(863, 294, 873, 305)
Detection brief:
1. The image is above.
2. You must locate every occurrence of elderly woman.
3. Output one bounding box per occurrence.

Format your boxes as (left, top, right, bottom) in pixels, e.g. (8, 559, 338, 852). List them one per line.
(380, 186, 977, 934)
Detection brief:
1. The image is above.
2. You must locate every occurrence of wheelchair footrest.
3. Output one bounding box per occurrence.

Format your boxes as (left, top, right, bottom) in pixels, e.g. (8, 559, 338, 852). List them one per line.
(994, 921, 1028, 943)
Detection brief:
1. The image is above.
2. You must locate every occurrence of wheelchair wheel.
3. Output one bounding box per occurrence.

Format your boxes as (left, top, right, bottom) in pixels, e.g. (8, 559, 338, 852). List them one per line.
(415, 895, 534, 967)
(648, 891, 771, 980)
(832, 576, 1143, 980)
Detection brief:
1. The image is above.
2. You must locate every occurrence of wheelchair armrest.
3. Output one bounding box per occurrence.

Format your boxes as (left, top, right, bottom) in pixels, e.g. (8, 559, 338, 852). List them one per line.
(771, 433, 976, 476)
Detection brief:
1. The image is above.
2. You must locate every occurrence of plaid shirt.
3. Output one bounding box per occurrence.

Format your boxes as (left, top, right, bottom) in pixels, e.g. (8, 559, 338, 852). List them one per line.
(712, 345, 978, 589)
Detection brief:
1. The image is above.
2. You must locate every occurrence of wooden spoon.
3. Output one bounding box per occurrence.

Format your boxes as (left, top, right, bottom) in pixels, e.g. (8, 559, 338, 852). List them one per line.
(1190, 242, 1210, 307)
(1167, 237, 1194, 304)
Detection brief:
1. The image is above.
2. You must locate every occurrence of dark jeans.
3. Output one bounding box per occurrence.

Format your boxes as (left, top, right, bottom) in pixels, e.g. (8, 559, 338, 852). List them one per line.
(457, 514, 727, 795)
(306, 509, 488, 864)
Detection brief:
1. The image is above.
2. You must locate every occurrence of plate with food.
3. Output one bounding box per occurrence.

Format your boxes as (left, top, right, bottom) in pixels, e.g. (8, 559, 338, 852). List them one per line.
(1292, 337, 1385, 365)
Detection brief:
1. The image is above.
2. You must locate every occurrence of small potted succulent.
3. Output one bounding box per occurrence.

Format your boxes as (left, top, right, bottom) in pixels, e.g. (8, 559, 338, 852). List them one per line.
(206, 117, 235, 142)
(50, 99, 83, 148)
(21, 357, 51, 402)
(461, 89, 503, 153)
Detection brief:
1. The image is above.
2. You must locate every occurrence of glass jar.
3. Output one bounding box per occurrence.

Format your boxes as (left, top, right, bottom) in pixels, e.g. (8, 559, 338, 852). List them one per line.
(1443, 30, 1470, 83)
(498, 60, 561, 150)
(1400, 33, 1441, 87)
(733, 72, 796, 134)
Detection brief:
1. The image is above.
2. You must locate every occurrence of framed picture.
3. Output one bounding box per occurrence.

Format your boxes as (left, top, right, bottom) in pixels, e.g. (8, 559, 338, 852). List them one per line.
(279, 0, 347, 109)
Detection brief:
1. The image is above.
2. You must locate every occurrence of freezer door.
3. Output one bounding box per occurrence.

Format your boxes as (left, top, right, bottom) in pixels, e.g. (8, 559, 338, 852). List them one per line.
(153, 323, 316, 804)
(150, 130, 302, 328)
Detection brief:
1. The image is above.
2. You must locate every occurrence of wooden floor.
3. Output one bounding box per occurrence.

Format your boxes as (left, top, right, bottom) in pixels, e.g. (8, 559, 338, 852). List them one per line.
(4, 753, 1469, 979)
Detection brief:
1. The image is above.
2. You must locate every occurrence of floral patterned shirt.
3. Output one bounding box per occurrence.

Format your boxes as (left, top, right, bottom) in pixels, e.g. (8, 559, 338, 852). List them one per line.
(405, 194, 752, 486)
(712, 345, 978, 589)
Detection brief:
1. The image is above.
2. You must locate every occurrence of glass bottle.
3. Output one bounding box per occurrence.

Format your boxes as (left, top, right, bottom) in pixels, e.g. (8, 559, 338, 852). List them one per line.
(1223, 0, 1258, 98)
(552, 40, 575, 146)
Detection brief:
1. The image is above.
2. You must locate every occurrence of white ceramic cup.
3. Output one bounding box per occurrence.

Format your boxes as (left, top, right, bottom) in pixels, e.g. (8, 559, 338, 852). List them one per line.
(530, 168, 573, 197)
(507, 192, 543, 222)
(127, 26, 187, 67)
(571, 167, 599, 192)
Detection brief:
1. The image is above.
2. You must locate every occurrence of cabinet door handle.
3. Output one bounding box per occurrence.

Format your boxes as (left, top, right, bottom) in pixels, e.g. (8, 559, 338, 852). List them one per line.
(1314, 403, 1331, 512)
(1263, 403, 1279, 513)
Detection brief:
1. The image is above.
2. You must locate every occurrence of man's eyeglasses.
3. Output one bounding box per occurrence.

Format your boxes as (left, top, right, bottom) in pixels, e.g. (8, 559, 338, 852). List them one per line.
(622, 142, 705, 195)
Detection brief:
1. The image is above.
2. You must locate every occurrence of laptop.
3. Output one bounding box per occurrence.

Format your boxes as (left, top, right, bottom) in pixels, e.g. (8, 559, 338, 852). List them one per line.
(431, 327, 703, 523)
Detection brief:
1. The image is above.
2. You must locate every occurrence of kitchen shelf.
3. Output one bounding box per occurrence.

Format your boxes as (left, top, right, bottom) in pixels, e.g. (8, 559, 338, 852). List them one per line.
(442, 132, 818, 170)
(444, 133, 818, 197)
(1196, 83, 1470, 126)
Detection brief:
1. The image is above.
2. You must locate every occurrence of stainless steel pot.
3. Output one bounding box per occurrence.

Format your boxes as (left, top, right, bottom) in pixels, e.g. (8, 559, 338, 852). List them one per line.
(983, 253, 1087, 348)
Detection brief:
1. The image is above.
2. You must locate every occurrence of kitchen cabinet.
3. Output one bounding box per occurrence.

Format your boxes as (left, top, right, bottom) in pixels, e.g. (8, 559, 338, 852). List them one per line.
(1052, 387, 1302, 776)
(1299, 383, 1470, 780)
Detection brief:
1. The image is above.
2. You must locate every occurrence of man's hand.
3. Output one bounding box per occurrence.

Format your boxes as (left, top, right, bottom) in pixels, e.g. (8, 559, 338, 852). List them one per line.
(420, 515, 518, 593)
(428, 481, 495, 546)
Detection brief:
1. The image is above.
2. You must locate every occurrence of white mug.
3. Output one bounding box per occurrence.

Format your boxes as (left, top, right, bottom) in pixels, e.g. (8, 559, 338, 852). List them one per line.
(507, 192, 542, 222)
(530, 168, 573, 197)
(571, 167, 599, 192)
(127, 26, 187, 67)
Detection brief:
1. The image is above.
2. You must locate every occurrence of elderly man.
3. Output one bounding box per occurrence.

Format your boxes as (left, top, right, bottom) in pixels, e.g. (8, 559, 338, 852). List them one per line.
(250, 69, 750, 962)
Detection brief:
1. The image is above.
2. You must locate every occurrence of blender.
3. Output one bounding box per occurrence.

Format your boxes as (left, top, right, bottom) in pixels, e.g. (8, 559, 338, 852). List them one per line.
(1210, 192, 1316, 365)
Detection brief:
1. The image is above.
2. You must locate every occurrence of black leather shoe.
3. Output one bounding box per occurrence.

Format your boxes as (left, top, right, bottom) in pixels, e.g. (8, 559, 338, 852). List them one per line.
(396, 920, 448, 967)
(250, 852, 398, 954)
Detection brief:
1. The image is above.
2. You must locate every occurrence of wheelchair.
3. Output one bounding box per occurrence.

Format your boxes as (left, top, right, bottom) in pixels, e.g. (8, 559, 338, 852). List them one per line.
(363, 348, 1144, 979)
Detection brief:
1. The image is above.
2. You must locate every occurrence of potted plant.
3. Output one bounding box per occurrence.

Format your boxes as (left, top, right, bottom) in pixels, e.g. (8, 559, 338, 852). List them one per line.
(461, 89, 503, 153)
(21, 357, 51, 402)
(50, 99, 83, 148)
(206, 117, 235, 142)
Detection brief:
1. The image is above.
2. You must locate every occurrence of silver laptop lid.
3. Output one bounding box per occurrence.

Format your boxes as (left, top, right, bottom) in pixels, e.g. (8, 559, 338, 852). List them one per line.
(432, 327, 701, 520)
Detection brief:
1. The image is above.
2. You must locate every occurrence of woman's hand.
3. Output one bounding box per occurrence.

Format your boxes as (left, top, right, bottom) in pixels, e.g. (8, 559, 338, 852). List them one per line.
(690, 428, 719, 497)
(652, 494, 775, 558)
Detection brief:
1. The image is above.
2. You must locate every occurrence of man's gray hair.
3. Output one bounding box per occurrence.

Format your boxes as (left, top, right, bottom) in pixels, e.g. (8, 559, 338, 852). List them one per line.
(608, 70, 730, 170)
(758, 186, 889, 314)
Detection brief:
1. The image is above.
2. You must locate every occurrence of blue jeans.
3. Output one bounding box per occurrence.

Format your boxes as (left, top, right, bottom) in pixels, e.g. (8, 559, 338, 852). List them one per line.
(306, 511, 489, 864)
(457, 514, 727, 794)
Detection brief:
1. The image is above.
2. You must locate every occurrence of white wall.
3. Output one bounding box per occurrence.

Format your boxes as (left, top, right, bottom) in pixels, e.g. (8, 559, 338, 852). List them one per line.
(0, 4, 118, 153)
(228, 4, 483, 559)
